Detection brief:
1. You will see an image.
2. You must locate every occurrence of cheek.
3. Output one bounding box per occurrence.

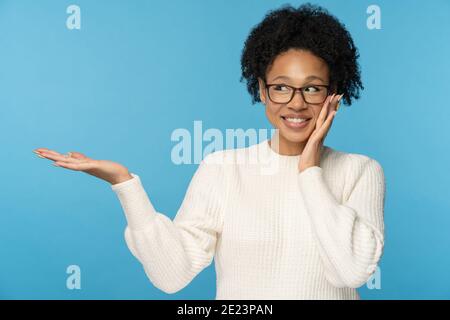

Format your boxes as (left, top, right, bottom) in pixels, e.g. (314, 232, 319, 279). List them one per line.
(264, 104, 281, 125)
(311, 108, 322, 121)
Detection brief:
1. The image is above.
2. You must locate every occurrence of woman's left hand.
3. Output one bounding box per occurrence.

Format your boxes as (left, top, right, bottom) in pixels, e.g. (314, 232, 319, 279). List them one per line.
(298, 93, 343, 173)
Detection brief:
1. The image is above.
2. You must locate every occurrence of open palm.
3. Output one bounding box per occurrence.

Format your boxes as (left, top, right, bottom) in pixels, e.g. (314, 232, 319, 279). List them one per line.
(33, 148, 132, 185)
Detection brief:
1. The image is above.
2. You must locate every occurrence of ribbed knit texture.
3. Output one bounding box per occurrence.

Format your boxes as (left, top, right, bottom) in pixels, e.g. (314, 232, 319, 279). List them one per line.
(111, 139, 385, 300)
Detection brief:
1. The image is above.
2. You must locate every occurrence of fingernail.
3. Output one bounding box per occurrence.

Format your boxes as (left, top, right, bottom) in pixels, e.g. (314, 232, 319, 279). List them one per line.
(33, 150, 41, 154)
(36, 154, 45, 158)
(53, 162, 60, 166)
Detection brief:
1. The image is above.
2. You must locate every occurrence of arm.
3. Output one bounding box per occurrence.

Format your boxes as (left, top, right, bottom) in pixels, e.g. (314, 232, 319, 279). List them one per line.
(111, 153, 225, 294)
(298, 157, 385, 288)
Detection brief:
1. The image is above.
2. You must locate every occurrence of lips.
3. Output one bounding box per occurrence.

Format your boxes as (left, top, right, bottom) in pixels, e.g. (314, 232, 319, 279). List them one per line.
(281, 115, 311, 129)
(281, 115, 312, 120)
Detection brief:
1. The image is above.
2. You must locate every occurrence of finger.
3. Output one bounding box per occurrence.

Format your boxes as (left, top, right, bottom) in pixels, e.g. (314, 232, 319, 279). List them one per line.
(335, 94, 343, 111)
(36, 151, 80, 163)
(333, 94, 343, 111)
(329, 93, 339, 109)
(317, 94, 334, 128)
(69, 151, 88, 160)
(312, 96, 339, 143)
(318, 110, 337, 137)
(54, 160, 95, 171)
(34, 148, 62, 156)
(326, 94, 337, 118)
(34, 148, 88, 161)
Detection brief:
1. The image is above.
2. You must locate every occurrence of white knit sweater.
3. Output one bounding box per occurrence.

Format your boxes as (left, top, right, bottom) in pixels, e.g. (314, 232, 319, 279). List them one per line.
(111, 139, 385, 300)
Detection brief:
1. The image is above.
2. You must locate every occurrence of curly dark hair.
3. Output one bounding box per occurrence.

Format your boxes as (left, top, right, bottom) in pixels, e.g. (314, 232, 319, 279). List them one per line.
(240, 3, 363, 106)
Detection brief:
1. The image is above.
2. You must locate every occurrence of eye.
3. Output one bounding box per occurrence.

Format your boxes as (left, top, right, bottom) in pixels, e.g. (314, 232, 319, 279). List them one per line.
(272, 84, 290, 92)
(303, 86, 321, 93)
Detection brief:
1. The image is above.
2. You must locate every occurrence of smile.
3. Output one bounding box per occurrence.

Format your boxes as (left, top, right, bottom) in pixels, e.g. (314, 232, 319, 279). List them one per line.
(281, 116, 311, 129)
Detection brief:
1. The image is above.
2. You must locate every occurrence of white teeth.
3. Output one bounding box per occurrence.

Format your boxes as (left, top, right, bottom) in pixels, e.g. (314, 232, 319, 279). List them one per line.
(285, 117, 307, 123)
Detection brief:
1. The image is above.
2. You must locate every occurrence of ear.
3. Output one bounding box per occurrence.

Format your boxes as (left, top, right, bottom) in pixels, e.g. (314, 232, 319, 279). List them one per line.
(258, 77, 267, 104)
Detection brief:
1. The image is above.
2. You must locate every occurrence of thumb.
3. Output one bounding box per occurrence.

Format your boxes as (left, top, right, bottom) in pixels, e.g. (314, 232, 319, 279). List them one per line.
(68, 151, 88, 160)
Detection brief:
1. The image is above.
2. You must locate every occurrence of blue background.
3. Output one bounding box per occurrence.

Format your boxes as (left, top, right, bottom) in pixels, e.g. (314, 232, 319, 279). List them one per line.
(1, 0, 449, 299)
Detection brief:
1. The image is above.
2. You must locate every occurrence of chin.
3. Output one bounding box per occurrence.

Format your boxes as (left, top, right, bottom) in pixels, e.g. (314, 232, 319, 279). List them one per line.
(279, 128, 310, 144)
(276, 119, 311, 137)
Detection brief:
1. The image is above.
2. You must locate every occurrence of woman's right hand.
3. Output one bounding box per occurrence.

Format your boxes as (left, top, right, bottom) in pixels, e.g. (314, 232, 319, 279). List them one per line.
(33, 148, 133, 185)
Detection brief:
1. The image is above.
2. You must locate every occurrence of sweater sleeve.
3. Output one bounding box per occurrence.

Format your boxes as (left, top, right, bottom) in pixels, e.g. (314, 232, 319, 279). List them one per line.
(111, 153, 225, 294)
(297, 157, 385, 288)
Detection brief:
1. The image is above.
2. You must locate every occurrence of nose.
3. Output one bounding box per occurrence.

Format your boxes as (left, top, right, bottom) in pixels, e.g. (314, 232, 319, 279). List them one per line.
(287, 89, 307, 110)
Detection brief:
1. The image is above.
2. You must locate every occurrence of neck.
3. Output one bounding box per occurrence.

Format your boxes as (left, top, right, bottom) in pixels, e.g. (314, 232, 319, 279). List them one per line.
(268, 132, 306, 156)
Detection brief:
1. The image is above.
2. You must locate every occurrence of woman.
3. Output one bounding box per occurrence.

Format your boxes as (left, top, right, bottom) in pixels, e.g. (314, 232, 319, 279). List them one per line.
(33, 3, 385, 299)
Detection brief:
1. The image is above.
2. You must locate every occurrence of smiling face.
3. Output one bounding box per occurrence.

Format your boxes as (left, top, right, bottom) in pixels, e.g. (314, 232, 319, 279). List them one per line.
(258, 48, 335, 154)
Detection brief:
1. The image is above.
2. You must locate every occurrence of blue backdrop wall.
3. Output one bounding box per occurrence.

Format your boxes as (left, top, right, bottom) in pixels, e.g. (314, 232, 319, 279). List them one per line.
(1, 0, 449, 299)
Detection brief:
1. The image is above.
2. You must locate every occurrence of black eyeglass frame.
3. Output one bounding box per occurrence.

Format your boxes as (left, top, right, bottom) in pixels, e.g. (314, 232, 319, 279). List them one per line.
(264, 82, 331, 105)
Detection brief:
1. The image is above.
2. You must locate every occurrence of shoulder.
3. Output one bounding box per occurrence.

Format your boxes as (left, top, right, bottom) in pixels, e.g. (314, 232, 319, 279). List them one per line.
(197, 148, 237, 180)
(202, 148, 235, 165)
(202, 143, 255, 166)
(200, 144, 260, 181)
(322, 145, 384, 179)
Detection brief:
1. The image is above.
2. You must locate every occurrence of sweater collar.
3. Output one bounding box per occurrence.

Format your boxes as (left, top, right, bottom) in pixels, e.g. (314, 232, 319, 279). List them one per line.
(257, 139, 327, 170)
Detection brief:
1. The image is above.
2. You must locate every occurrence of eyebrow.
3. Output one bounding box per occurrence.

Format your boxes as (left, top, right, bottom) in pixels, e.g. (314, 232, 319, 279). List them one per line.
(270, 75, 326, 83)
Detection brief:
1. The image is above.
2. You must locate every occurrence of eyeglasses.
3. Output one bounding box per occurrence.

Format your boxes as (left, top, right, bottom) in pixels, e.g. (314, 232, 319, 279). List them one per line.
(265, 82, 330, 105)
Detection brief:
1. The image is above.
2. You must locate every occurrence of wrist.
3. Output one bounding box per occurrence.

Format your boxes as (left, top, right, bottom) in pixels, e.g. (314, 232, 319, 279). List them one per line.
(298, 163, 319, 173)
(110, 172, 133, 185)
